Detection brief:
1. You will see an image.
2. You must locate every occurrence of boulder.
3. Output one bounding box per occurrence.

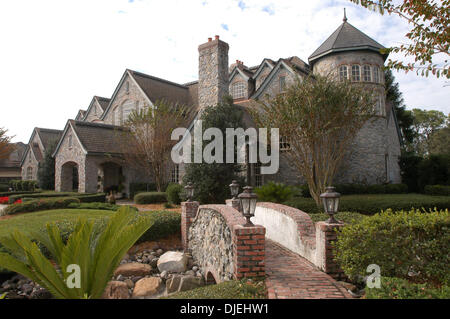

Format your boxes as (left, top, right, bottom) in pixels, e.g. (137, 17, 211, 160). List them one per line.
(114, 262, 152, 277)
(102, 281, 130, 299)
(165, 275, 182, 294)
(132, 277, 164, 298)
(178, 275, 205, 293)
(157, 251, 188, 273)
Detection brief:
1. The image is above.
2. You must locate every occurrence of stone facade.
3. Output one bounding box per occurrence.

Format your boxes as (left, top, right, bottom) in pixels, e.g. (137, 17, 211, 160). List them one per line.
(198, 36, 229, 110)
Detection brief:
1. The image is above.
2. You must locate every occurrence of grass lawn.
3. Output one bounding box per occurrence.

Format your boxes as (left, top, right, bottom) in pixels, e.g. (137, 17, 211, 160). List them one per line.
(166, 279, 266, 299)
(0, 209, 114, 239)
(284, 193, 450, 215)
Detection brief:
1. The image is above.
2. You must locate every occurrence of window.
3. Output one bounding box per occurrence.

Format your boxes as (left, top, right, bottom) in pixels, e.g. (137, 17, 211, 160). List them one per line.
(122, 100, 135, 123)
(231, 82, 246, 99)
(351, 65, 360, 82)
(280, 136, 291, 151)
(339, 65, 348, 81)
(125, 81, 130, 94)
(253, 163, 264, 187)
(26, 167, 33, 180)
(171, 165, 179, 183)
(363, 65, 371, 82)
(68, 134, 72, 148)
(279, 76, 286, 92)
(373, 66, 380, 83)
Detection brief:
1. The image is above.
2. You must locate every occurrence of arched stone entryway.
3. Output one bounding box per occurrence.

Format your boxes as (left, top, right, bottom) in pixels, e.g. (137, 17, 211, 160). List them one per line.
(98, 161, 123, 194)
(60, 161, 80, 192)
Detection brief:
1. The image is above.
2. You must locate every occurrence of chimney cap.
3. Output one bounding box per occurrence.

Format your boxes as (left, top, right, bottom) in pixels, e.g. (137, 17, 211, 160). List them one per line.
(215, 35, 220, 40)
(208, 37, 212, 42)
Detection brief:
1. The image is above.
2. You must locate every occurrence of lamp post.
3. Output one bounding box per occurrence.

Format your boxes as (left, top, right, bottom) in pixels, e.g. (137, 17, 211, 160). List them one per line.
(185, 182, 194, 202)
(238, 186, 257, 227)
(229, 180, 239, 200)
(319, 186, 341, 224)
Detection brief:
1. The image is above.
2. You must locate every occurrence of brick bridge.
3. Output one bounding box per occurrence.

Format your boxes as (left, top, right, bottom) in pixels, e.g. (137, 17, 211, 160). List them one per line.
(181, 200, 352, 299)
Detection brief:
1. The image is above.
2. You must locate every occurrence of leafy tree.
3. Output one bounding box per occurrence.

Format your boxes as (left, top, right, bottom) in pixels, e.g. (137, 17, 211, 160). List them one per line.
(121, 100, 193, 192)
(0, 206, 152, 299)
(252, 75, 376, 206)
(350, 0, 449, 78)
(0, 127, 15, 160)
(429, 126, 450, 155)
(37, 140, 58, 190)
(384, 70, 415, 145)
(183, 96, 245, 204)
(410, 108, 447, 156)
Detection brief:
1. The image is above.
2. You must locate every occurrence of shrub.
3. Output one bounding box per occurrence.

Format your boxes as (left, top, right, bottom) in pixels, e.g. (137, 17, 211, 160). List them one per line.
(334, 208, 450, 285)
(384, 183, 408, 194)
(417, 154, 450, 191)
(129, 183, 156, 199)
(9, 180, 37, 192)
(136, 211, 180, 243)
(66, 202, 124, 211)
(8, 192, 106, 204)
(0, 183, 9, 192)
(0, 190, 41, 198)
(297, 183, 408, 197)
(365, 277, 450, 299)
(424, 185, 450, 196)
(134, 192, 167, 204)
(297, 184, 312, 197)
(2, 197, 81, 215)
(166, 183, 183, 205)
(78, 193, 106, 203)
(255, 182, 295, 203)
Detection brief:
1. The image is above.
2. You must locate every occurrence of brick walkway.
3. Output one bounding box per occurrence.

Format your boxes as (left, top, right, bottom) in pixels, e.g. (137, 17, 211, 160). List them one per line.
(265, 240, 352, 299)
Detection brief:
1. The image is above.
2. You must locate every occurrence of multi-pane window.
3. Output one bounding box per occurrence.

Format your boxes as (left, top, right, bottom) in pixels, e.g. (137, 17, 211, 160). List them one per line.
(26, 167, 33, 180)
(339, 65, 348, 81)
(231, 82, 246, 99)
(363, 65, 372, 82)
(279, 76, 286, 92)
(373, 66, 380, 83)
(171, 165, 179, 183)
(351, 65, 360, 82)
(280, 136, 291, 151)
(254, 162, 264, 187)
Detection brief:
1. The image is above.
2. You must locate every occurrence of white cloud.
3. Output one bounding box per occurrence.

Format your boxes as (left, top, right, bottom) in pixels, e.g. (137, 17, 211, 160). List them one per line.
(0, 0, 448, 143)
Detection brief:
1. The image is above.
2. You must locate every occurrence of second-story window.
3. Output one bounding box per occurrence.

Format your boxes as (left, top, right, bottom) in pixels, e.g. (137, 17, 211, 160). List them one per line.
(373, 66, 380, 83)
(279, 76, 286, 92)
(351, 65, 360, 82)
(68, 134, 72, 148)
(363, 65, 372, 82)
(280, 136, 291, 151)
(231, 82, 246, 99)
(339, 65, 348, 81)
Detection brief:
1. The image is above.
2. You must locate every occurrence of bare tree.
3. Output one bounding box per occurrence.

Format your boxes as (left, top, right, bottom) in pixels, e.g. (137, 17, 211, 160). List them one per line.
(120, 100, 193, 192)
(252, 75, 376, 206)
(0, 127, 15, 160)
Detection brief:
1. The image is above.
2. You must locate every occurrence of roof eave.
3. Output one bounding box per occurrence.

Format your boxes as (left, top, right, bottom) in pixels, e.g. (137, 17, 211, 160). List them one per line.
(309, 46, 388, 65)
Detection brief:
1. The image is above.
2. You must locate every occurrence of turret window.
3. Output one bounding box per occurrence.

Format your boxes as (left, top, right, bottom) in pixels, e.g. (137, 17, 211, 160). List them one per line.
(363, 65, 372, 82)
(339, 65, 348, 81)
(373, 66, 380, 83)
(231, 82, 246, 99)
(351, 65, 360, 82)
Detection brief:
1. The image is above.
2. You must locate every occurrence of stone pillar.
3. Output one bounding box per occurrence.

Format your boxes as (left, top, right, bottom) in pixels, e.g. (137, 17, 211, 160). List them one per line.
(198, 35, 229, 110)
(233, 224, 266, 279)
(181, 201, 199, 252)
(315, 221, 346, 280)
(225, 199, 241, 212)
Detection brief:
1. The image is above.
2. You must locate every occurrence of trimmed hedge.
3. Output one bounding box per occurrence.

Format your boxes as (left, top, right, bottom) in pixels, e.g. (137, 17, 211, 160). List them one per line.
(8, 192, 106, 204)
(297, 183, 408, 197)
(334, 208, 450, 285)
(2, 197, 81, 215)
(365, 277, 450, 299)
(424, 185, 450, 196)
(254, 182, 295, 203)
(136, 211, 181, 243)
(134, 192, 167, 204)
(0, 183, 9, 192)
(284, 194, 450, 215)
(166, 183, 183, 205)
(308, 212, 365, 224)
(77, 193, 106, 203)
(66, 202, 123, 211)
(0, 191, 41, 198)
(9, 180, 37, 191)
(129, 183, 157, 199)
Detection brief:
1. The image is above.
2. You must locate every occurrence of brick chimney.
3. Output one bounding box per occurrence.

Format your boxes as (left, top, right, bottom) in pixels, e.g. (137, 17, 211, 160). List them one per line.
(198, 35, 229, 109)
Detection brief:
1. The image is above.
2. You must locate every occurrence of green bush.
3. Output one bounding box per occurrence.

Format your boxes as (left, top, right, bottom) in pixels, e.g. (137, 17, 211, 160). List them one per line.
(0, 190, 41, 198)
(255, 182, 295, 203)
(66, 202, 123, 211)
(136, 211, 180, 243)
(417, 154, 450, 191)
(129, 183, 157, 199)
(134, 192, 167, 204)
(166, 183, 183, 205)
(2, 197, 81, 215)
(334, 208, 450, 285)
(77, 193, 106, 203)
(284, 194, 450, 215)
(0, 183, 9, 192)
(8, 192, 106, 204)
(384, 183, 409, 194)
(296, 183, 408, 198)
(365, 277, 450, 299)
(9, 180, 37, 192)
(424, 185, 450, 196)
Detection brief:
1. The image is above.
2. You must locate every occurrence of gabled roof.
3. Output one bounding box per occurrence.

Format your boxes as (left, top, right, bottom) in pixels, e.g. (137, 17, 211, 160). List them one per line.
(82, 96, 110, 122)
(252, 58, 276, 79)
(75, 110, 86, 121)
(0, 142, 27, 168)
(95, 96, 110, 111)
(309, 20, 386, 64)
(35, 128, 62, 150)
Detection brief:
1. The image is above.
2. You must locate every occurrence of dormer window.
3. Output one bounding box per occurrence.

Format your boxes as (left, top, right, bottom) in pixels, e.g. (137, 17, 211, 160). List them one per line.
(363, 65, 372, 82)
(231, 82, 246, 99)
(351, 65, 360, 82)
(339, 65, 348, 81)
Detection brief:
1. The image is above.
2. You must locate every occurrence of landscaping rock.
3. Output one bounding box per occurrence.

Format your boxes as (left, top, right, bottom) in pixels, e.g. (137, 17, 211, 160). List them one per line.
(125, 279, 134, 289)
(178, 275, 205, 292)
(102, 281, 130, 299)
(156, 249, 164, 256)
(149, 258, 159, 268)
(114, 262, 152, 277)
(157, 251, 188, 273)
(30, 288, 52, 299)
(166, 275, 182, 294)
(132, 277, 164, 298)
(160, 271, 168, 279)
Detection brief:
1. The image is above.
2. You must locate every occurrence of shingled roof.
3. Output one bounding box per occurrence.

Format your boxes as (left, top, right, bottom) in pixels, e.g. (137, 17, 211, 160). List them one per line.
(0, 142, 27, 168)
(69, 120, 128, 155)
(309, 20, 386, 64)
(36, 128, 63, 150)
(95, 96, 110, 111)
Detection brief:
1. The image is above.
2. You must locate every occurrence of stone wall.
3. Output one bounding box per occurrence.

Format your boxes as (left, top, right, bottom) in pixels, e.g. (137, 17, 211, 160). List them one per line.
(84, 100, 103, 122)
(386, 110, 402, 183)
(198, 37, 229, 110)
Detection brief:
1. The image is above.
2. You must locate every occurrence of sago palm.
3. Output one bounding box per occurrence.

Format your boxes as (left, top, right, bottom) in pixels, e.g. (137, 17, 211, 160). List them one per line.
(0, 206, 153, 299)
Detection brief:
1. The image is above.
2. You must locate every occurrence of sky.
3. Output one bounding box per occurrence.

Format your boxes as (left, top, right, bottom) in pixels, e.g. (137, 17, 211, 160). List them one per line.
(1, 0, 449, 143)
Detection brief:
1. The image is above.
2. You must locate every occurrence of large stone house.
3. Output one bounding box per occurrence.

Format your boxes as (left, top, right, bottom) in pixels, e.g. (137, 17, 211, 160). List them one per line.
(24, 17, 402, 195)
